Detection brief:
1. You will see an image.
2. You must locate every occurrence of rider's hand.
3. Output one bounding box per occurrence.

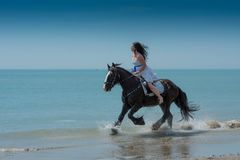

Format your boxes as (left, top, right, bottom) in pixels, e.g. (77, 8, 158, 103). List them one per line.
(133, 71, 140, 76)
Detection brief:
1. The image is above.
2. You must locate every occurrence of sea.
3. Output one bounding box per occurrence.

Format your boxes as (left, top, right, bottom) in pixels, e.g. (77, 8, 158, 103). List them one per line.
(0, 69, 240, 160)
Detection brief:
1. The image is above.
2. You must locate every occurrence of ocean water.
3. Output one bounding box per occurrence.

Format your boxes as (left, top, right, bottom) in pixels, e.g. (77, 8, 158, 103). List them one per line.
(0, 69, 240, 159)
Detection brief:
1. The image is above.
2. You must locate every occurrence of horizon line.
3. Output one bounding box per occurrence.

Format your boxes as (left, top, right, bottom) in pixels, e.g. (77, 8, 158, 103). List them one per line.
(0, 68, 239, 70)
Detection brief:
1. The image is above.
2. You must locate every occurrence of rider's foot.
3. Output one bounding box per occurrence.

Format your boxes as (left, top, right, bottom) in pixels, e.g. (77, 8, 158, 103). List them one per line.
(158, 96, 163, 104)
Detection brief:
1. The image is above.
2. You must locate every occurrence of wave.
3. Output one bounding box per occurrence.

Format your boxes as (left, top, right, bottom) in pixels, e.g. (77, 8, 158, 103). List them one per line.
(178, 119, 240, 130)
(0, 128, 101, 140)
(0, 146, 72, 153)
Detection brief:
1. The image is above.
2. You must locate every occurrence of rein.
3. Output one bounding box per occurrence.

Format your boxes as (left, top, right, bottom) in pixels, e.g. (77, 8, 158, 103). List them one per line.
(119, 74, 136, 85)
(122, 84, 142, 99)
(116, 69, 142, 99)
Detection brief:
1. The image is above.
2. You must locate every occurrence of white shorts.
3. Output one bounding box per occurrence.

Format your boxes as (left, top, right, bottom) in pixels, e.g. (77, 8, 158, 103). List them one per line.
(154, 81, 165, 93)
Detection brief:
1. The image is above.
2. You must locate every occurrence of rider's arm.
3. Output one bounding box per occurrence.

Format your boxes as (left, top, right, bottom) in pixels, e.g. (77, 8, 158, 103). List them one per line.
(135, 54, 146, 74)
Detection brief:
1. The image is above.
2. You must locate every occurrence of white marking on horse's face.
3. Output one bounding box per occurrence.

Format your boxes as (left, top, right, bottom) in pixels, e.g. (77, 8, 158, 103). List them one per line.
(104, 71, 111, 83)
(103, 71, 111, 91)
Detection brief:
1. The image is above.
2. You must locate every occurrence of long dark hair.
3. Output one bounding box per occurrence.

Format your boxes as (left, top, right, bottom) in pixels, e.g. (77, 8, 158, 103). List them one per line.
(132, 42, 148, 60)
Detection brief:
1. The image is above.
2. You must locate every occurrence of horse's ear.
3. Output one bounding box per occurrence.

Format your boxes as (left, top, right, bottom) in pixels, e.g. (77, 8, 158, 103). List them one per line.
(112, 63, 115, 67)
(107, 64, 110, 70)
(115, 63, 121, 67)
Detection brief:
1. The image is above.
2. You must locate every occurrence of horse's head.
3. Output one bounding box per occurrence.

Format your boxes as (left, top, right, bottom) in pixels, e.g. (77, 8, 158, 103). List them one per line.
(103, 63, 121, 92)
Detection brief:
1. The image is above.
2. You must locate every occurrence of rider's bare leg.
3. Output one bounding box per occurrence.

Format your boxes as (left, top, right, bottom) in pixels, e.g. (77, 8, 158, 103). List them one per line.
(148, 83, 163, 104)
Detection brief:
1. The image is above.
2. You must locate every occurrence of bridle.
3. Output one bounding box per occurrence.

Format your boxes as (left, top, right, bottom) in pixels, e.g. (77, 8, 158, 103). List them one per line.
(104, 67, 143, 99)
(104, 69, 119, 90)
(104, 68, 136, 89)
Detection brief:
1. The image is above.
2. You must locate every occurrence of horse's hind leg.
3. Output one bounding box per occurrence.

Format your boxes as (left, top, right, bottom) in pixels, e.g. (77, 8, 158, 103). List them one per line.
(128, 105, 145, 125)
(152, 104, 170, 130)
(167, 112, 173, 129)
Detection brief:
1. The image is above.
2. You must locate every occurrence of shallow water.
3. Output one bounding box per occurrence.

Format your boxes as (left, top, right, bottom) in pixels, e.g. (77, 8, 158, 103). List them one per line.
(0, 123, 240, 160)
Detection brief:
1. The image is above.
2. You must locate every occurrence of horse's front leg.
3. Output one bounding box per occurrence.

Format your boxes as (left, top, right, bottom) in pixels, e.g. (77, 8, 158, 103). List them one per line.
(128, 105, 145, 125)
(114, 104, 129, 127)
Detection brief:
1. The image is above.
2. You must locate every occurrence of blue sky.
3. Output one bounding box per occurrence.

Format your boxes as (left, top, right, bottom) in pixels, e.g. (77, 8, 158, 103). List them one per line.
(0, 0, 240, 69)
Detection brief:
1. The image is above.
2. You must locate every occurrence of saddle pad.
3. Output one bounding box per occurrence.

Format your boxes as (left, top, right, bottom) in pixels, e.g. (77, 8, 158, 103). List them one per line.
(141, 80, 165, 97)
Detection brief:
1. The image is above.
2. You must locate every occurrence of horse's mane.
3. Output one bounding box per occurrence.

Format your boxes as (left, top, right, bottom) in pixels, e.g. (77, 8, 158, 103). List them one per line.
(116, 66, 133, 76)
(109, 63, 134, 76)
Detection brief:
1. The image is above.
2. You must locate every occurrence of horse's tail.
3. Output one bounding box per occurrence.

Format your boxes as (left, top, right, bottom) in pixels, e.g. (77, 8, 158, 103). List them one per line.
(174, 87, 199, 121)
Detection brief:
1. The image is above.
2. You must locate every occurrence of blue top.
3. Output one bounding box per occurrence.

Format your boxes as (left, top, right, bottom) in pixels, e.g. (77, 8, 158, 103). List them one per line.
(132, 59, 143, 72)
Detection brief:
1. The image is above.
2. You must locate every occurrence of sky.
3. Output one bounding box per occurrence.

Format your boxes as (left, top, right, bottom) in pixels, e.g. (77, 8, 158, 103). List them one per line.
(0, 0, 240, 69)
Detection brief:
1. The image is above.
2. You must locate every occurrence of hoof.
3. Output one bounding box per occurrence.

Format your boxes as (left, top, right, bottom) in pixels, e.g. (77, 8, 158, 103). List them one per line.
(138, 116, 145, 125)
(138, 120, 145, 125)
(110, 128, 119, 135)
(114, 121, 121, 127)
(152, 123, 160, 130)
(134, 116, 145, 125)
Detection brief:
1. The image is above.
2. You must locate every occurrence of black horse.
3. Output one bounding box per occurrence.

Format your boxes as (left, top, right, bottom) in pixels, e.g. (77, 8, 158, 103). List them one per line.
(103, 63, 198, 130)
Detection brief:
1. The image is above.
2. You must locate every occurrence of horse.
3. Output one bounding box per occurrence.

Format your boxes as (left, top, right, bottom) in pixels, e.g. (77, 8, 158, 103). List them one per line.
(103, 63, 199, 130)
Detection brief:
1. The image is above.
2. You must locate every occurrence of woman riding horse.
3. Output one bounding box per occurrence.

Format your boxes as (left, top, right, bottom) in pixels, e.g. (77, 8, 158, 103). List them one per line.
(103, 63, 198, 130)
(131, 42, 164, 104)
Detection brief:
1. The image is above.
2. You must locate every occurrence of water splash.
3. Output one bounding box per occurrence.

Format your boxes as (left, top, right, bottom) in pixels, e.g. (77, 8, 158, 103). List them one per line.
(98, 119, 240, 135)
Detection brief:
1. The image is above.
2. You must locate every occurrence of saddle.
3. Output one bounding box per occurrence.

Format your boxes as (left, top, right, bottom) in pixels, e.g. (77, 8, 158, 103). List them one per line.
(140, 78, 169, 97)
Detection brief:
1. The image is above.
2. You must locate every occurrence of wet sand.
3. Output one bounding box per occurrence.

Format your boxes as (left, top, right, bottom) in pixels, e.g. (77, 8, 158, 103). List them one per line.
(107, 123, 240, 160)
(194, 154, 240, 160)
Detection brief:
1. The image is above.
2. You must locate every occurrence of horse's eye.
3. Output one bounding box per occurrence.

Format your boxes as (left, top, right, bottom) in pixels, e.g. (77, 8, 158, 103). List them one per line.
(110, 71, 114, 75)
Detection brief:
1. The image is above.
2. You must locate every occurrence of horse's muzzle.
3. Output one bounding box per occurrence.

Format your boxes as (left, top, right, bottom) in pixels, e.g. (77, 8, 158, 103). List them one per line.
(103, 84, 111, 92)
